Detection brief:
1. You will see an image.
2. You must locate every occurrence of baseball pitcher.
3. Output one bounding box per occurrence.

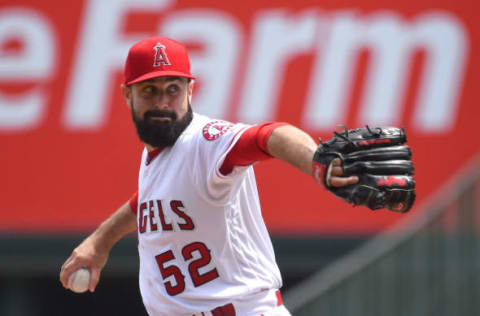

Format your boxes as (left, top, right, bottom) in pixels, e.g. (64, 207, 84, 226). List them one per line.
(60, 36, 415, 316)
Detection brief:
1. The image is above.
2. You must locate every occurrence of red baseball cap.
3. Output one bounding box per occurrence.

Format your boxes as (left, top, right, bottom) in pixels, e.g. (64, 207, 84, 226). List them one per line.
(124, 36, 196, 85)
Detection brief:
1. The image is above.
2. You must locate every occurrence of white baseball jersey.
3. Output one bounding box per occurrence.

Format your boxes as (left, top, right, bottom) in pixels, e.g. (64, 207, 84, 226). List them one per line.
(135, 113, 283, 315)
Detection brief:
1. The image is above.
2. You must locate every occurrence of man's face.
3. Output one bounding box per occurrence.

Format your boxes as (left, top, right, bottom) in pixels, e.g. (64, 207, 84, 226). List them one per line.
(123, 77, 194, 148)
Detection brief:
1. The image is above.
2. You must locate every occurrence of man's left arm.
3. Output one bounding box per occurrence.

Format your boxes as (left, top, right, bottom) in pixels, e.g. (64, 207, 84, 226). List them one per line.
(266, 125, 358, 187)
(220, 123, 357, 187)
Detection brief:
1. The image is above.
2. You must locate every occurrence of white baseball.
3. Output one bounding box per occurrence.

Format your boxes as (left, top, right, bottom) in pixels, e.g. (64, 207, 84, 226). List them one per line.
(68, 267, 91, 293)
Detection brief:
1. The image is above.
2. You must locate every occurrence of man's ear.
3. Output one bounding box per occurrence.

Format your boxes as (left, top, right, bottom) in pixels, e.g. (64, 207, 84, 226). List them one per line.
(121, 84, 132, 107)
(187, 79, 195, 104)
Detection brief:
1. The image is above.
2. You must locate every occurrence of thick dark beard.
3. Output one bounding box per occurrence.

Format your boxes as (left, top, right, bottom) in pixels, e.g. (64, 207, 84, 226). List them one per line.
(131, 103, 193, 147)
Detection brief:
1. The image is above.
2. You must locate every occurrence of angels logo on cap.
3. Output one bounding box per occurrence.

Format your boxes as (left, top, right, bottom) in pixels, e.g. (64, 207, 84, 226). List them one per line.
(153, 43, 171, 67)
(124, 36, 196, 85)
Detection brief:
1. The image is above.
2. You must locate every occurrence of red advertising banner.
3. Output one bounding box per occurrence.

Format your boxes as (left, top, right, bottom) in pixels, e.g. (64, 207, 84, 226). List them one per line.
(1, 0, 478, 234)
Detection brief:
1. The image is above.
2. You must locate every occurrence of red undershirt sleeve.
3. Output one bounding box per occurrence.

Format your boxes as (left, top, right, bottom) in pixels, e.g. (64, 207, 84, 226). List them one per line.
(129, 191, 138, 215)
(220, 122, 288, 175)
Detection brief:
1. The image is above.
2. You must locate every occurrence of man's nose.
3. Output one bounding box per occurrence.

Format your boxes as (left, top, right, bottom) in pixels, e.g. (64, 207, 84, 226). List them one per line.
(153, 93, 169, 109)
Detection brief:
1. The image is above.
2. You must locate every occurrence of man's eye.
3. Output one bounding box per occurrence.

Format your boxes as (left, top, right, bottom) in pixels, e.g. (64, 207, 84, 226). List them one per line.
(167, 85, 179, 94)
(143, 86, 156, 94)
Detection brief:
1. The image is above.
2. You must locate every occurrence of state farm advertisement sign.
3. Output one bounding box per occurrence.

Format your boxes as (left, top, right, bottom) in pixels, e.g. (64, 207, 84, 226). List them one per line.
(1, 0, 477, 234)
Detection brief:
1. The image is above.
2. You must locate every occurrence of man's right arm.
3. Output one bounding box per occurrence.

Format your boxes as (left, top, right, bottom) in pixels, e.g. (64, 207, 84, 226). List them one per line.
(59, 201, 137, 292)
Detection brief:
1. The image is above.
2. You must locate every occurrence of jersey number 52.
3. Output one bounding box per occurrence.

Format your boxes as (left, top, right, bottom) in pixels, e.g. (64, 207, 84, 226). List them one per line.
(155, 241, 219, 296)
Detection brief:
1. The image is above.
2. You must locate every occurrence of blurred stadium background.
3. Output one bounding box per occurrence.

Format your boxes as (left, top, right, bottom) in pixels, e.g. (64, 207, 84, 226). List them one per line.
(0, 0, 478, 315)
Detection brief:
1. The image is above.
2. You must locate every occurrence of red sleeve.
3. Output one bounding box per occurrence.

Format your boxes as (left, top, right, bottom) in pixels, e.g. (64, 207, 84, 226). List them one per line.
(128, 191, 138, 215)
(220, 122, 288, 175)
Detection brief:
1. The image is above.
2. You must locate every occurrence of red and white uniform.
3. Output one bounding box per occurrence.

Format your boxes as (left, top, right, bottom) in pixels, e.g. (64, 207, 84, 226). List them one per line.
(129, 113, 291, 316)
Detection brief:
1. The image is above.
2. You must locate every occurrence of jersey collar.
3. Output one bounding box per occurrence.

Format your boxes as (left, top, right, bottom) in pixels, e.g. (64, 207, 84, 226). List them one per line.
(146, 147, 164, 165)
